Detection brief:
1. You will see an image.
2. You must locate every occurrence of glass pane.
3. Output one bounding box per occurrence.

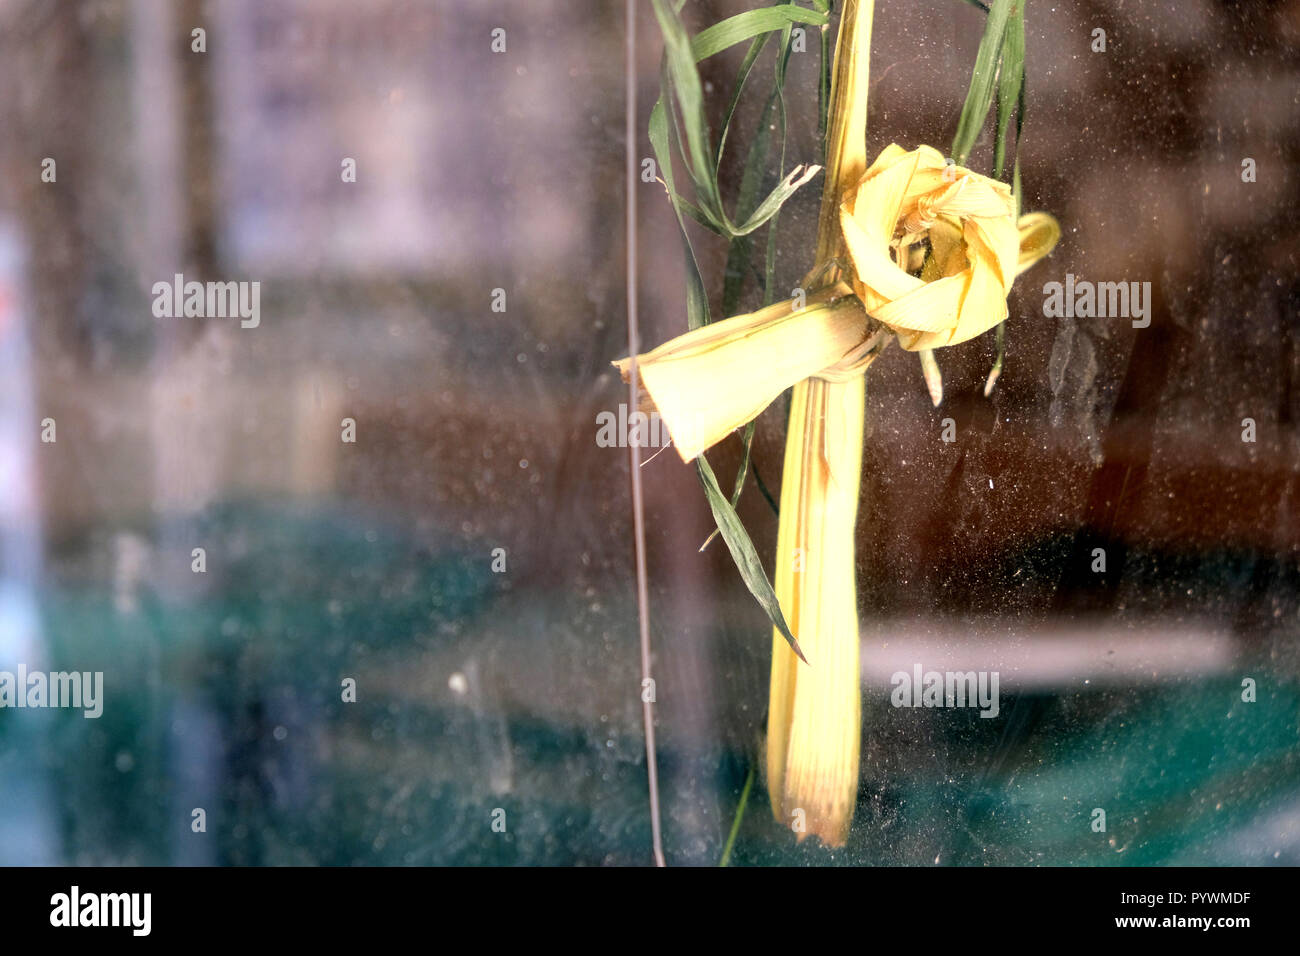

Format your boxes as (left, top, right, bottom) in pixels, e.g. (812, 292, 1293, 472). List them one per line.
(0, 0, 1296, 868)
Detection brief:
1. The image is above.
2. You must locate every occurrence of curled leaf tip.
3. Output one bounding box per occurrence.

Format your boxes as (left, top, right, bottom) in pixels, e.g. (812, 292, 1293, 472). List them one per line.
(919, 349, 944, 406)
(788, 634, 809, 666)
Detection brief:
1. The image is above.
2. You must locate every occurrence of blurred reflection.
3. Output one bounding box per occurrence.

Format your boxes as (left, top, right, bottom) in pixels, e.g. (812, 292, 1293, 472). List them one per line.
(0, 221, 57, 863)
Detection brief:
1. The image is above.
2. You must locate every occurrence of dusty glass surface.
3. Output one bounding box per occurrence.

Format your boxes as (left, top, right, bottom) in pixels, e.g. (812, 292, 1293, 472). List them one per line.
(0, 0, 1296, 866)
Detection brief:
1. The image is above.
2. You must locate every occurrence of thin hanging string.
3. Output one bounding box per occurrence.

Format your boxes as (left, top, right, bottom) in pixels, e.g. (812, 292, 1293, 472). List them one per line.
(625, 0, 666, 868)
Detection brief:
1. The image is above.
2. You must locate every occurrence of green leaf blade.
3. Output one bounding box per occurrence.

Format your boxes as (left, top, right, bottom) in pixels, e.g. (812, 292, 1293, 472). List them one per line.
(696, 456, 806, 663)
(950, 0, 1014, 166)
(690, 6, 828, 62)
(993, 3, 1025, 180)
